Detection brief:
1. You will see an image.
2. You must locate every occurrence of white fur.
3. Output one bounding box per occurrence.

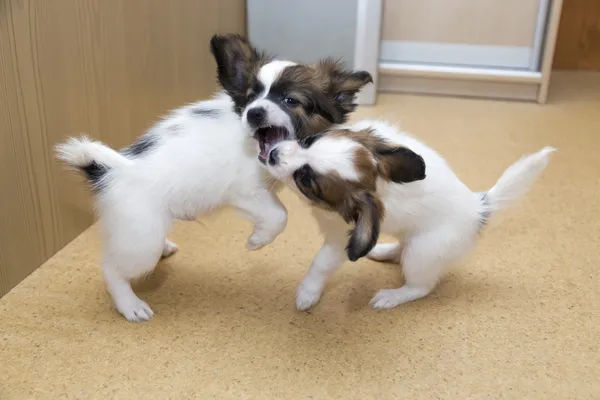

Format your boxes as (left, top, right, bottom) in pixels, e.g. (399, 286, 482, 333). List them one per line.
(309, 137, 365, 181)
(257, 60, 297, 92)
(269, 137, 364, 182)
(266, 120, 555, 311)
(56, 92, 288, 322)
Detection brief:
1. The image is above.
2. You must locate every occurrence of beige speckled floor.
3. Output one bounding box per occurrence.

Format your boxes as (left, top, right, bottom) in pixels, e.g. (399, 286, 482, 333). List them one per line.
(1, 72, 599, 399)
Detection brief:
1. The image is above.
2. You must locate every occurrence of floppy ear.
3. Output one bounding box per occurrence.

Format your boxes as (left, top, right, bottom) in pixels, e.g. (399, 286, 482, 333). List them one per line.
(346, 192, 384, 262)
(210, 34, 268, 96)
(317, 59, 373, 117)
(374, 144, 426, 184)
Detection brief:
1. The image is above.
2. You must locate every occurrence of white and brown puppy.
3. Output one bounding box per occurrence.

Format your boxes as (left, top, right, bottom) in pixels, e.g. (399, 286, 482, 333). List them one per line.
(265, 120, 555, 311)
(56, 34, 372, 322)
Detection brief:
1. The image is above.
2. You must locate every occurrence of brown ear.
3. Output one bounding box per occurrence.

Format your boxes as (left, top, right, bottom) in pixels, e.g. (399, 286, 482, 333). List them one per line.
(210, 34, 269, 97)
(345, 192, 383, 262)
(374, 144, 426, 184)
(317, 58, 373, 117)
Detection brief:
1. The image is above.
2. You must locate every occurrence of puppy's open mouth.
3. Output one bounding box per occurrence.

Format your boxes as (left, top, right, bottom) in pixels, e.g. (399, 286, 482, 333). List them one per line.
(254, 126, 290, 163)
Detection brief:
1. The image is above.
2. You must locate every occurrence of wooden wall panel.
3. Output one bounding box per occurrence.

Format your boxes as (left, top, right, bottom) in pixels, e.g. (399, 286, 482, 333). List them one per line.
(0, 2, 47, 296)
(0, 0, 246, 296)
(553, 0, 600, 70)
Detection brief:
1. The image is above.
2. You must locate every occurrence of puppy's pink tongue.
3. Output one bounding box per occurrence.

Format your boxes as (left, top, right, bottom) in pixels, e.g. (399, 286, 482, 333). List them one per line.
(264, 143, 273, 160)
(259, 141, 271, 160)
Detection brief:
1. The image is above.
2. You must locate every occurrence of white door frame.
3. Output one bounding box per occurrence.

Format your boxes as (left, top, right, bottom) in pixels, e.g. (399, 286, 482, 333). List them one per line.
(353, 0, 382, 105)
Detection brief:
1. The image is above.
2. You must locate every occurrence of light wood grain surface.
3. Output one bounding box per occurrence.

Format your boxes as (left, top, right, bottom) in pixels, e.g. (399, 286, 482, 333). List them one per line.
(0, 0, 246, 296)
(382, 0, 541, 47)
(554, 0, 600, 70)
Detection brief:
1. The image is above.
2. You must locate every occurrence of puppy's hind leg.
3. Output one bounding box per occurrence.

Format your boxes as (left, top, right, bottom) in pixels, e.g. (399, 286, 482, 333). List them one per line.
(370, 226, 475, 310)
(103, 265, 155, 322)
(232, 189, 288, 250)
(101, 216, 168, 322)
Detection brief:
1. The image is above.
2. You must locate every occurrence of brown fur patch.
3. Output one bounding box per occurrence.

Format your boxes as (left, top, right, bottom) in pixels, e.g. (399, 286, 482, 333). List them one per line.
(346, 192, 385, 261)
(314, 59, 373, 114)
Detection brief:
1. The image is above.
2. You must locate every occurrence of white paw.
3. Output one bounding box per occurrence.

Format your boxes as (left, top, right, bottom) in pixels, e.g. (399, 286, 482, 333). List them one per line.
(117, 298, 154, 322)
(247, 211, 287, 250)
(296, 284, 322, 311)
(247, 232, 275, 250)
(161, 240, 179, 258)
(367, 243, 400, 262)
(369, 289, 402, 310)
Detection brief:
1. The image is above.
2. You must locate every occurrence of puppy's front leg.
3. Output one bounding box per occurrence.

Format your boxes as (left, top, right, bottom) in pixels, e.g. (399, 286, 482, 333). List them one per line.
(232, 190, 288, 250)
(296, 239, 347, 311)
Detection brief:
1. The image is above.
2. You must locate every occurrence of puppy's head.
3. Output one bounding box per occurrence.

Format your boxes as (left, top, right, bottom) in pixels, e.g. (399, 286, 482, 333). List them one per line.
(265, 129, 426, 261)
(210, 34, 373, 163)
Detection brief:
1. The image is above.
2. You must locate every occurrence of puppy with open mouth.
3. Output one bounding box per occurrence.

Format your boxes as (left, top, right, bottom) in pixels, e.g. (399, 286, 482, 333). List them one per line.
(55, 34, 372, 322)
(264, 120, 555, 311)
(236, 60, 373, 164)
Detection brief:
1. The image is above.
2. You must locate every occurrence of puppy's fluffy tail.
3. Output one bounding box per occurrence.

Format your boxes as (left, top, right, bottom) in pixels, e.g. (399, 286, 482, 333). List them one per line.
(55, 136, 132, 188)
(478, 146, 556, 226)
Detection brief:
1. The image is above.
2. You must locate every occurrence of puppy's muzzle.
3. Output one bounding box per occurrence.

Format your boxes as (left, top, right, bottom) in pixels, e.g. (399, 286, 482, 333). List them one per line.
(247, 107, 266, 128)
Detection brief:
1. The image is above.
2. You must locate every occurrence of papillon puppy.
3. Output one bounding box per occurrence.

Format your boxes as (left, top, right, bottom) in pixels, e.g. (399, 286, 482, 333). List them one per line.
(265, 120, 555, 311)
(56, 34, 372, 321)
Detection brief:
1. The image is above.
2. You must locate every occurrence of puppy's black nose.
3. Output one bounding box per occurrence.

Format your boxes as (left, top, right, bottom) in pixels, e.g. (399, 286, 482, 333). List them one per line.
(268, 148, 279, 166)
(247, 107, 266, 127)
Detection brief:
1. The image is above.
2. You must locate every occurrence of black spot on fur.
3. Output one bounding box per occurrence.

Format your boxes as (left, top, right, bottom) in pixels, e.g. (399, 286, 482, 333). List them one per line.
(168, 124, 182, 133)
(478, 192, 491, 232)
(191, 108, 220, 118)
(81, 161, 107, 191)
(122, 135, 156, 157)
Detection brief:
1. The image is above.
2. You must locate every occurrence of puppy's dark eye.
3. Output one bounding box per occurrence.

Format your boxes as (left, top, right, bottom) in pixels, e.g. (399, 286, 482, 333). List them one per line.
(296, 170, 312, 188)
(283, 96, 300, 107)
(294, 165, 313, 188)
(294, 165, 324, 204)
(300, 173, 312, 188)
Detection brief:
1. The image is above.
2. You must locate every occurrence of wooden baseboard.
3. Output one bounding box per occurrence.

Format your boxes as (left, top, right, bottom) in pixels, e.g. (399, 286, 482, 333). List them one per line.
(378, 74, 540, 102)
